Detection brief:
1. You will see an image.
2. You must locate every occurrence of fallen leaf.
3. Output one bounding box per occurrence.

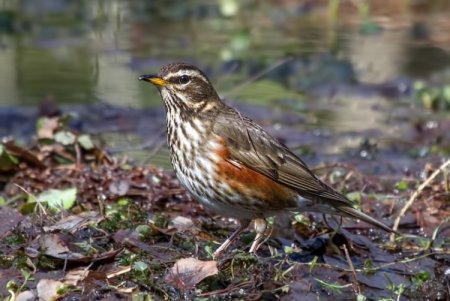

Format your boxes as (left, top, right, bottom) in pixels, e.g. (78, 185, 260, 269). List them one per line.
(166, 258, 218, 290)
(36, 279, 65, 301)
(15, 290, 36, 301)
(40, 233, 71, 257)
(109, 180, 130, 196)
(170, 216, 194, 232)
(37, 117, 59, 139)
(0, 206, 24, 239)
(40, 233, 121, 262)
(32, 187, 77, 212)
(0, 143, 19, 171)
(78, 134, 94, 150)
(64, 268, 91, 286)
(133, 261, 148, 272)
(54, 131, 76, 145)
(0, 269, 22, 297)
(4, 140, 46, 168)
(356, 271, 411, 290)
(43, 211, 103, 233)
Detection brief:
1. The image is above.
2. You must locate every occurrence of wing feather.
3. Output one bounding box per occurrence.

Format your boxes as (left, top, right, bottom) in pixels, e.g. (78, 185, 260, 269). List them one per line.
(212, 107, 354, 207)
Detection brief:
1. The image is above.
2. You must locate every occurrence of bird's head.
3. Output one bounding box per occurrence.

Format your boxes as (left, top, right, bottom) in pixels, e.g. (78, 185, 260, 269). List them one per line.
(139, 63, 222, 115)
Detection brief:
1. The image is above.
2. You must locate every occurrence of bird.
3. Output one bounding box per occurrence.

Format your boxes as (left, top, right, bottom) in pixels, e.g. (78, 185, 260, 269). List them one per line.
(139, 63, 397, 256)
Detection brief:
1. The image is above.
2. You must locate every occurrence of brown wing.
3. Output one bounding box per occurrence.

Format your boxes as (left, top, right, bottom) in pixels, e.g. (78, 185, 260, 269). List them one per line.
(212, 107, 397, 234)
(212, 107, 354, 207)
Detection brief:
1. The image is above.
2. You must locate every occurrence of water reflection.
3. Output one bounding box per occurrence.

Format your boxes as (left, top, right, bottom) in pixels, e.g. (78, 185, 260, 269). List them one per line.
(0, 0, 449, 125)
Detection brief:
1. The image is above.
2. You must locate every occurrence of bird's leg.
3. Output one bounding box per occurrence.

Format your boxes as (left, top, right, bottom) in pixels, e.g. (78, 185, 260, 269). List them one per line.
(249, 218, 267, 253)
(323, 214, 343, 235)
(213, 219, 250, 257)
(323, 214, 344, 255)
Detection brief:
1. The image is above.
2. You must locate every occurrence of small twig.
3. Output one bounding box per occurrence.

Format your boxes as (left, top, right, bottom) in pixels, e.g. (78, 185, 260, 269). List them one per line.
(390, 159, 450, 241)
(222, 57, 293, 98)
(14, 183, 48, 216)
(198, 280, 254, 297)
(342, 244, 361, 295)
(143, 140, 166, 165)
(444, 167, 449, 193)
(74, 143, 82, 169)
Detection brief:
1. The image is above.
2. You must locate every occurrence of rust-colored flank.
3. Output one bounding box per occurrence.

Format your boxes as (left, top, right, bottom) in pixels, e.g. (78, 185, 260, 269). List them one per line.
(214, 137, 297, 209)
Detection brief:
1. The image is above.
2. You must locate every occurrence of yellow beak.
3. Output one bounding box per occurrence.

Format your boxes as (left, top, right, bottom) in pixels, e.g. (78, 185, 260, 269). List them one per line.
(138, 74, 168, 87)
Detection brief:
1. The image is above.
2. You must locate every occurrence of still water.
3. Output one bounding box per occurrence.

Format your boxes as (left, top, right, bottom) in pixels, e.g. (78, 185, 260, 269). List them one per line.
(1, 0, 449, 170)
(0, 0, 448, 106)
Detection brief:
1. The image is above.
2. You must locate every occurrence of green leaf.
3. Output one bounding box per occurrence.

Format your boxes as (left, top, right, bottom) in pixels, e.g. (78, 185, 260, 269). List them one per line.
(346, 191, 362, 204)
(0, 196, 5, 206)
(33, 187, 77, 212)
(78, 134, 94, 150)
(230, 31, 251, 52)
(356, 294, 367, 301)
(136, 225, 151, 238)
(411, 271, 431, 287)
(117, 198, 130, 206)
(442, 86, 450, 103)
(395, 181, 408, 191)
(413, 81, 426, 90)
(54, 131, 76, 145)
(133, 261, 148, 272)
(0, 143, 20, 171)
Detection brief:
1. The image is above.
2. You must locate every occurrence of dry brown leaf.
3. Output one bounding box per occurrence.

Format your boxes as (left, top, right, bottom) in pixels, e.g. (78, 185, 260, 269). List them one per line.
(37, 117, 59, 139)
(39, 233, 85, 260)
(4, 140, 46, 168)
(0, 206, 23, 239)
(165, 258, 218, 290)
(40, 233, 71, 256)
(36, 279, 65, 301)
(15, 290, 36, 301)
(109, 180, 130, 196)
(170, 216, 194, 232)
(43, 211, 103, 233)
(64, 268, 91, 286)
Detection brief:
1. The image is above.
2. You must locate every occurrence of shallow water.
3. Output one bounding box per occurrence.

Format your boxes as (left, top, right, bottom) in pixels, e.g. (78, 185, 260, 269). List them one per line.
(1, 0, 449, 170)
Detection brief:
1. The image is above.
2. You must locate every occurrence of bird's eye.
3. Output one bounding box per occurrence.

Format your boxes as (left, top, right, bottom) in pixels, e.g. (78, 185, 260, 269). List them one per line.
(178, 75, 190, 84)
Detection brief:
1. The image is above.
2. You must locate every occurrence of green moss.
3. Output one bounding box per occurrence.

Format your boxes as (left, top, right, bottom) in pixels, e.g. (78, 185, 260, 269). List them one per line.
(0, 254, 14, 268)
(100, 202, 149, 232)
(151, 213, 169, 229)
(3, 232, 26, 246)
(35, 254, 57, 270)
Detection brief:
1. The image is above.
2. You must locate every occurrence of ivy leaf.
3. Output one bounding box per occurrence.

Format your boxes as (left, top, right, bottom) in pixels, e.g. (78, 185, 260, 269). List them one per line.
(32, 187, 77, 212)
(54, 131, 76, 146)
(0, 143, 19, 171)
(78, 135, 94, 150)
(395, 181, 408, 191)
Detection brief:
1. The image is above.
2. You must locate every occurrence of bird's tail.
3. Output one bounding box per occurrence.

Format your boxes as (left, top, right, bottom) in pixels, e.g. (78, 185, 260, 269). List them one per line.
(335, 204, 400, 235)
(296, 195, 400, 235)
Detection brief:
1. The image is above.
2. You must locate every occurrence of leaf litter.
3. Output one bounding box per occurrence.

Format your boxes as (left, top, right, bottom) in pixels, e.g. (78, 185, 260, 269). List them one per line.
(0, 116, 448, 300)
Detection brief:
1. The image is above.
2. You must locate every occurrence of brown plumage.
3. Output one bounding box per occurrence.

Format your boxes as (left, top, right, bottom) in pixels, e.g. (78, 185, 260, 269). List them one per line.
(139, 63, 397, 255)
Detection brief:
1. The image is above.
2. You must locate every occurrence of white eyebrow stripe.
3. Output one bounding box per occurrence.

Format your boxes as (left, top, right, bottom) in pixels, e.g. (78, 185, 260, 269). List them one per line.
(165, 69, 208, 84)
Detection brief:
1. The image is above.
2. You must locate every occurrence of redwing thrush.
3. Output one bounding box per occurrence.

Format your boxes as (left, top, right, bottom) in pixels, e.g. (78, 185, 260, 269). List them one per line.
(139, 63, 397, 256)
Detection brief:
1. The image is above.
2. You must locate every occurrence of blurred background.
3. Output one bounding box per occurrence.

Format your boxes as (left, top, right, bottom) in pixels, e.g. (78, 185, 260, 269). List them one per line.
(1, 0, 449, 171)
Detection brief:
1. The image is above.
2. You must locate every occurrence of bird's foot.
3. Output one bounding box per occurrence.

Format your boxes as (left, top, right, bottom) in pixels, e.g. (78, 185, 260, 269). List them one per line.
(213, 219, 250, 258)
(249, 218, 268, 253)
